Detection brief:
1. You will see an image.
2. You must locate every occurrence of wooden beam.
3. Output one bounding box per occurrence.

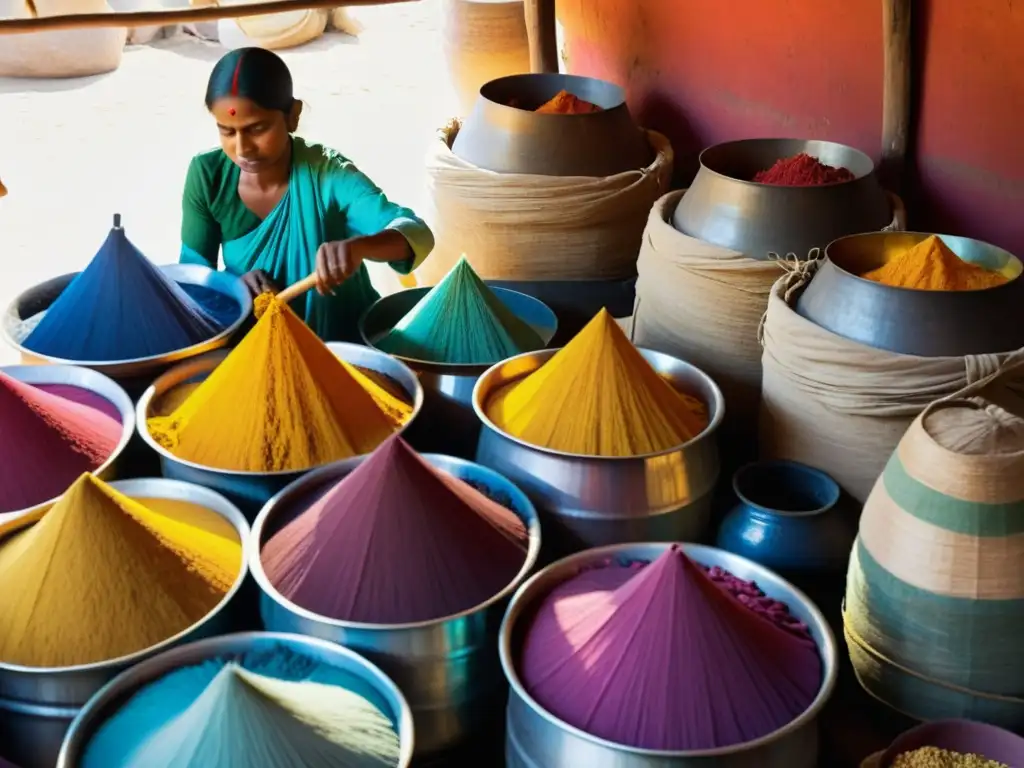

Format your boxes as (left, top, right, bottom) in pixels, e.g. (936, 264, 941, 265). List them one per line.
(524, 0, 558, 74)
(880, 0, 912, 194)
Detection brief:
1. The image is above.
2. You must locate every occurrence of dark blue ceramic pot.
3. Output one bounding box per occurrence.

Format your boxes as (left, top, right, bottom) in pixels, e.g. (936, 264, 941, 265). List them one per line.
(716, 460, 855, 574)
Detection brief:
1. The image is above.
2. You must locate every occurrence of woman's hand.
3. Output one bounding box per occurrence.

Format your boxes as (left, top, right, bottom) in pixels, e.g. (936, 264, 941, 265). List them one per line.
(240, 269, 280, 298)
(314, 231, 412, 295)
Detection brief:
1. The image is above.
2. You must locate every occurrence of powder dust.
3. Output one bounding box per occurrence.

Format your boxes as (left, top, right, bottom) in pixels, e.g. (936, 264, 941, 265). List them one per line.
(485, 308, 708, 456)
(891, 747, 1008, 768)
(862, 235, 1010, 291)
(147, 297, 412, 472)
(0, 474, 241, 667)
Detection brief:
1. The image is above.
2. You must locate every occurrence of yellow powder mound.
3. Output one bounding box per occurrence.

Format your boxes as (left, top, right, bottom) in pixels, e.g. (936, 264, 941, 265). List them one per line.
(147, 297, 412, 472)
(862, 235, 1011, 291)
(535, 89, 603, 115)
(485, 308, 709, 456)
(0, 473, 241, 667)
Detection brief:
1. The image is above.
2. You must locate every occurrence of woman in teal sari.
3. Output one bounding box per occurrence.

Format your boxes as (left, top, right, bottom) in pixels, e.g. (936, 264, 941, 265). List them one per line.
(181, 47, 434, 342)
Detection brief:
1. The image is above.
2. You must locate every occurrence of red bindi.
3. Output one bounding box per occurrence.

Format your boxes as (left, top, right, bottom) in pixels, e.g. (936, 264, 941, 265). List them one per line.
(228, 107, 236, 116)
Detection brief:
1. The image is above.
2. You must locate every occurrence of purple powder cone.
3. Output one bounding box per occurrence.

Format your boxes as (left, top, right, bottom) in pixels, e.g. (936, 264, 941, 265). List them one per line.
(262, 436, 529, 624)
(519, 545, 822, 751)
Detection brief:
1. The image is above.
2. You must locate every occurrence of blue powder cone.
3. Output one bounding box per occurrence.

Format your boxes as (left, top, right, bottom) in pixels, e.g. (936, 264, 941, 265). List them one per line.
(24, 214, 223, 361)
(376, 256, 544, 365)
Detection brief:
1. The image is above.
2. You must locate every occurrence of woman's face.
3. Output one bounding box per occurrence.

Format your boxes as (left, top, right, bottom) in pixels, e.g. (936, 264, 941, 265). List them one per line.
(209, 96, 299, 175)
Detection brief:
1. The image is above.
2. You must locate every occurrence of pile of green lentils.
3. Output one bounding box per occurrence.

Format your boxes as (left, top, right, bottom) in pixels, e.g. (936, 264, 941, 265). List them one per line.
(891, 746, 1009, 768)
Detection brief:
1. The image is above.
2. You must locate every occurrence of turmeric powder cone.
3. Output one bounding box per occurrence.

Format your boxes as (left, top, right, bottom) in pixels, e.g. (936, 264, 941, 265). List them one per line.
(862, 235, 1011, 291)
(147, 296, 412, 472)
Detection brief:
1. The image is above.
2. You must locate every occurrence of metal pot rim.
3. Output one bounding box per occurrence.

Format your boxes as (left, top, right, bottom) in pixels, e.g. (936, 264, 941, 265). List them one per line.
(0, 478, 251, 676)
(696, 137, 877, 189)
(135, 342, 426, 478)
(731, 460, 841, 518)
(471, 346, 725, 461)
(499, 541, 839, 757)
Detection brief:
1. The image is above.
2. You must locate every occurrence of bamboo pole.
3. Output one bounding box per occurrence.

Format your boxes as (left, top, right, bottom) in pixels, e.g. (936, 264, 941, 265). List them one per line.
(880, 0, 912, 194)
(524, 0, 558, 73)
(0, 0, 413, 34)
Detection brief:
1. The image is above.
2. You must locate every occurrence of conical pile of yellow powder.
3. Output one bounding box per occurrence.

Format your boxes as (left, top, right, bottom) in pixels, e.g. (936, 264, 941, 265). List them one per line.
(147, 297, 412, 472)
(862, 235, 1011, 291)
(485, 308, 709, 456)
(0, 473, 241, 667)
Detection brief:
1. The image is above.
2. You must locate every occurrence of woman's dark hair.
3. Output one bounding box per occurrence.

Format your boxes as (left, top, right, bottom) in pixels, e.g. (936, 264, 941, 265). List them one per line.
(205, 47, 295, 114)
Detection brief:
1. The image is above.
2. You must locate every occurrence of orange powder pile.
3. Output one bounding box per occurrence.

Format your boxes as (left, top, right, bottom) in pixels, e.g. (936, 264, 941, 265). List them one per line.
(147, 297, 412, 472)
(862, 235, 1011, 291)
(535, 90, 603, 115)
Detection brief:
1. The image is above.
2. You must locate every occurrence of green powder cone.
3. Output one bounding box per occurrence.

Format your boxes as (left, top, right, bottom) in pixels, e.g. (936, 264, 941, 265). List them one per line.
(377, 257, 544, 365)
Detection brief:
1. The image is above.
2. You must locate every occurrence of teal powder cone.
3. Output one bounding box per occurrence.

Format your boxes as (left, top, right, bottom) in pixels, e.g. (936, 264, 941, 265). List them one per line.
(376, 256, 544, 364)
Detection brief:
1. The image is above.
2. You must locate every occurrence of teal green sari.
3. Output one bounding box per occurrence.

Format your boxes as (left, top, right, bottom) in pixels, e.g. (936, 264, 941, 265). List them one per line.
(180, 138, 433, 342)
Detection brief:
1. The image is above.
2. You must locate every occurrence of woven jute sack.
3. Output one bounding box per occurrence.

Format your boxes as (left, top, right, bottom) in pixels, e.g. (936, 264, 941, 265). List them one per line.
(843, 357, 1024, 727)
(632, 190, 906, 444)
(758, 261, 1024, 502)
(419, 119, 673, 285)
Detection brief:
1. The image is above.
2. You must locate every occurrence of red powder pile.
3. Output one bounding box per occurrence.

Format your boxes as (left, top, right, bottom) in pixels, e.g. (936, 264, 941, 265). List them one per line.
(0, 372, 122, 514)
(261, 435, 529, 624)
(519, 545, 822, 751)
(753, 153, 855, 186)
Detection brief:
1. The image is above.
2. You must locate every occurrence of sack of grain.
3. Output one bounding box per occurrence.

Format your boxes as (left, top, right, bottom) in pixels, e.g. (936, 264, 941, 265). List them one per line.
(844, 360, 1024, 727)
(420, 119, 673, 285)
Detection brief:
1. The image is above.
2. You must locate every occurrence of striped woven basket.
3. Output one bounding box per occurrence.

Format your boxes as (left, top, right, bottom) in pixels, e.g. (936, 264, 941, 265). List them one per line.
(844, 352, 1024, 729)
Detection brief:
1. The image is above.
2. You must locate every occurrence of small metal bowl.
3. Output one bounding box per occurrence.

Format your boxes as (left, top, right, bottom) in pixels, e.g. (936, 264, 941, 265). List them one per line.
(250, 453, 541, 758)
(57, 631, 415, 768)
(135, 342, 425, 518)
(795, 232, 1024, 356)
(673, 138, 892, 260)
(501, 542, 838, 767)
(0, 478, 251, 768)
(451, 73, 653, 177)
(878, 719, 1024, 767)
(360, 285, 558, 457)
(0, 364, 135, 528)
(2, 264, 250, 395)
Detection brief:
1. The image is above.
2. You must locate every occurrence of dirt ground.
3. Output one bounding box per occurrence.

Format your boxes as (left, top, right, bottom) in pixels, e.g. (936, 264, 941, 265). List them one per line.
(0, 1, 458, 364)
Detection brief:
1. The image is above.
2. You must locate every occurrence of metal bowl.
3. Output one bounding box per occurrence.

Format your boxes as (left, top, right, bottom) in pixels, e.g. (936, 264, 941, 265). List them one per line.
(451, 73, 653, 177)
(57, 631, 415, 768)
(500, 542, 838, 767)
(472, 347, 723, 556)
(250, 453, 542, 759)
(135, 342, 425, 518)
(0, 478, 251, 768)
(0, 365, 135, 528)
(878, 720, 1024, 767)
(1, 264, 250, 395)
(360, 285, 558, 458)
(795, 232, 1024, 356)
(672, 139, 892, 260)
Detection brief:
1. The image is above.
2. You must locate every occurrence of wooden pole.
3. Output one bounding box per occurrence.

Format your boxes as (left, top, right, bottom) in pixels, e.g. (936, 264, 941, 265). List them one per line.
(0, 0, 413, 34)
(880, 0, 912, 194)
(524, 0, 558, 73)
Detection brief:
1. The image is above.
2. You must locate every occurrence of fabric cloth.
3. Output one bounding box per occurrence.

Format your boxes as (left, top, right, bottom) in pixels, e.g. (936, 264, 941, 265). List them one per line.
(180, 137, 434, 342)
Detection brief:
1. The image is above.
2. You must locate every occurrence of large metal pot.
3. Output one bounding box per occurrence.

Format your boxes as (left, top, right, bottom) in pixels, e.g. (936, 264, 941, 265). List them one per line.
(473, 347, 723, 555)
(451, 73, 653, 177)
(359, 285, 557, 458)
(0, 478, 251, 768)
(673, 139, 892, 260)
(500, 542, 838, 767)
(250, 453, 542, 759)
(135, 342, 424, 518)
(57, 632, 415, 768)
(2, 264, 250, 397)
(795, 231, 1024, 356)
(0, 364, 135, 528)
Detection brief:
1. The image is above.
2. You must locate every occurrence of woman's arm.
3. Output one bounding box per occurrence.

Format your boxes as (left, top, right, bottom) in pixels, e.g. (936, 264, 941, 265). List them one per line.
(180, 157, 222, 268)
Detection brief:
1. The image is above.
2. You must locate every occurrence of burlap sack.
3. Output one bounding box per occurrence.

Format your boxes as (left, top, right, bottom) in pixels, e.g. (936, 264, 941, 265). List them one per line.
(759, 263, 1024, 502)
(419, 119, 673, 285)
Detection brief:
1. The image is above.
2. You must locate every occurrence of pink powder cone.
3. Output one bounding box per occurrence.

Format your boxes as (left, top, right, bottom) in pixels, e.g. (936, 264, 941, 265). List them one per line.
(519, 545, 822, 751)
(262, 435, 529, 624)
(0, 372, 122, 514)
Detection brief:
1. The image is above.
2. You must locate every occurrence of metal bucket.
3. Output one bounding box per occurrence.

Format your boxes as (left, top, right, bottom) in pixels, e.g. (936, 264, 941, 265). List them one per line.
(1, 264, 251, 398)
(0, 478, 251, 768)
(56, 631, 415, 768)
(473, 347, 724, 555)
(500, 542, 838, 767)
(135, 342, 425, 519)
(250, 453, 542, 759)
(359, 285, 558, 458)
(0, 364, 135, 530)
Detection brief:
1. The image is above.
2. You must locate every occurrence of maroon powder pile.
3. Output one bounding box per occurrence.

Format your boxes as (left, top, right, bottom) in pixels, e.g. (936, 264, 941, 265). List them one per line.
(261, 435, 529, 624)
(519, 545, 822, 751)
(0, 372, 122, 514)
(753, 153, 855, 186)
(34, 384, 121, 422)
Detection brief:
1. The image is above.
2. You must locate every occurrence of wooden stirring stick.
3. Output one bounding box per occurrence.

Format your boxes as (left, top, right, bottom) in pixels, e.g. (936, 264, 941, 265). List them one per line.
(274, 272, 319, 305)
